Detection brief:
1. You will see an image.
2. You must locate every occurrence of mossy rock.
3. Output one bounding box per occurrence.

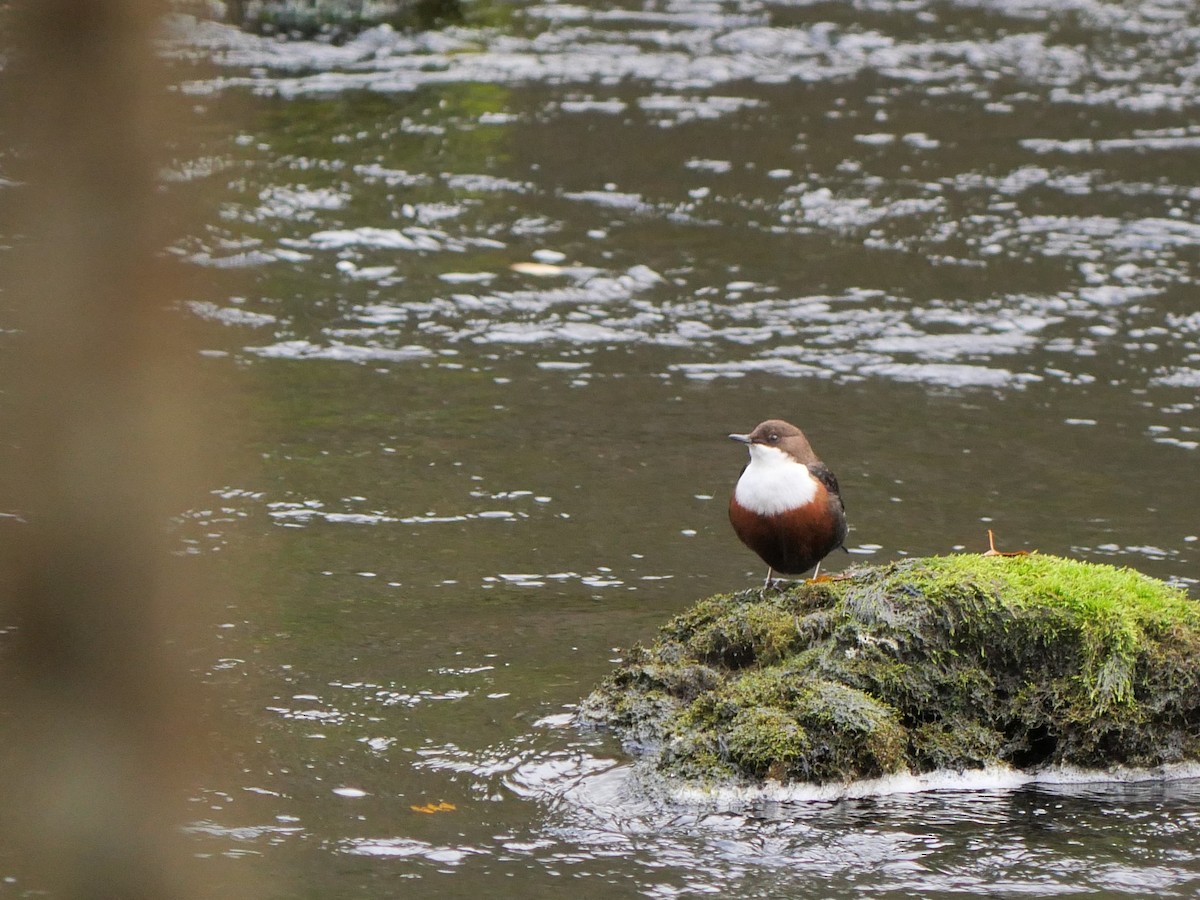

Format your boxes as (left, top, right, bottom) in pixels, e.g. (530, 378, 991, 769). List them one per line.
(578, 554, 1200, 786)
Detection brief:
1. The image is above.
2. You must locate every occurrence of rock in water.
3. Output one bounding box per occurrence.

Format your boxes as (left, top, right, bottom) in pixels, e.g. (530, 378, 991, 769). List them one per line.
(578, 555, 1200, 786)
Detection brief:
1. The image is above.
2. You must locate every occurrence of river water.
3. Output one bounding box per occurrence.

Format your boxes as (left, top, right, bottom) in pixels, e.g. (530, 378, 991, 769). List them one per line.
(155, 0, 1200, 896)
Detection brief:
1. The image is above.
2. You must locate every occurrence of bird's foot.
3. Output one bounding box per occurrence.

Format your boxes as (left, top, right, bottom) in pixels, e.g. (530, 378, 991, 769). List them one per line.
(758, 568, 788, 595)
(760, 577, 788, 595)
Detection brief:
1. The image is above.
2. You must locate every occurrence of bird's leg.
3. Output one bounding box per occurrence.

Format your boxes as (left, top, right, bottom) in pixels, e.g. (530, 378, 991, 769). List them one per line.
(811, 560, 822, 580)
(762, 566, 775, 591)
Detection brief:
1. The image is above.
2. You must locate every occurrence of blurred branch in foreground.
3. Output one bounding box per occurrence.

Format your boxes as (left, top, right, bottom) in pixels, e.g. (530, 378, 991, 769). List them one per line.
(0, 1, 239, 897)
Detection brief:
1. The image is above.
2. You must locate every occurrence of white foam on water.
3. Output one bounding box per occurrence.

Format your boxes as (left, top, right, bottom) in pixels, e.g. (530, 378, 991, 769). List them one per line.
(859, 361, 1037, 389)
(306, 227, 442, 251)
(1034, 761, 1200, 786)
(684, 158, 733, 173)
(341, 836, 482, 863)
(669, 761, 1200, 805)
(254, 185, 347, 220)
(863, 330, 1039, 360)
(561, 188, 650, 210)
(187, 301, 277, 327)
(670, 358, 829, 381)
(559, 98, 628, 114)
(676, 765, 1035, 804)
(352, 163, 433, 187)
(243, 340, 434, 363)
(335, 260, 399, 282)
(442, 172, 533, 193)
(439, 271, 496, 284)
(1153, 368, 1200, 389)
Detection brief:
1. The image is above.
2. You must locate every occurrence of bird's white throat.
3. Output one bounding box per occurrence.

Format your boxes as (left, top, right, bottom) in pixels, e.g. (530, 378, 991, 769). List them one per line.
(734, 444, 819, 516)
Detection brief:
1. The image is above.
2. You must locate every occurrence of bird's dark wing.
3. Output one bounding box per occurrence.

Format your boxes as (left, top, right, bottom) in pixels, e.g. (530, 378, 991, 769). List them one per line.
(810, 463, 849, 550)
(809, 464, 842, 506)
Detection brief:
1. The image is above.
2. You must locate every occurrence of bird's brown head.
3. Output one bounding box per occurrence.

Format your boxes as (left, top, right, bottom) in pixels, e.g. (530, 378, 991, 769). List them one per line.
(728, 419, 819, 465)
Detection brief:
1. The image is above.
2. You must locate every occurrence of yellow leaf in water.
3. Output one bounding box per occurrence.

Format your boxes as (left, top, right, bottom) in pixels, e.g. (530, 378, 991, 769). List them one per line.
(410, 801, 457, 814)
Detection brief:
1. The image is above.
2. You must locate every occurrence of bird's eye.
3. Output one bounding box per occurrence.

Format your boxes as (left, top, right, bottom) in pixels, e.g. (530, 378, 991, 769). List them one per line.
(768, 433, 778, 442)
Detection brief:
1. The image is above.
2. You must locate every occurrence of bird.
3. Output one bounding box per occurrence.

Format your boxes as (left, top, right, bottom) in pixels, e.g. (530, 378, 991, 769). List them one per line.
(728, 419, 848, 588)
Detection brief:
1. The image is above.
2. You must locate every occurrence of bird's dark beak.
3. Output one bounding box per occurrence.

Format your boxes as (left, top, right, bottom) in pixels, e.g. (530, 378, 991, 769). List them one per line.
(728, 432, 752, 444)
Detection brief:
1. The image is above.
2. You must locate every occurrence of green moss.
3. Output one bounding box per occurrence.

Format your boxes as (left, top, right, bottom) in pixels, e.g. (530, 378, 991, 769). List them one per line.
(578, 554, 1200, 786)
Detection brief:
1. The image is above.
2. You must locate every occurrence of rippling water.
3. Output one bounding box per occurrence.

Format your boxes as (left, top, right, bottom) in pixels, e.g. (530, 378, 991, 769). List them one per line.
(147, 0, 1200, 895)
(169, 1, 1200, 398)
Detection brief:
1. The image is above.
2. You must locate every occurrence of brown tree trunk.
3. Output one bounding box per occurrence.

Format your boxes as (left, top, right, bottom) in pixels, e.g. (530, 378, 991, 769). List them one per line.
(0, 2, 244, 897)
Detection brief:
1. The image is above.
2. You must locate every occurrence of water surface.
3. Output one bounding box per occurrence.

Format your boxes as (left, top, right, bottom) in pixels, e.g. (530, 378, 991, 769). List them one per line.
(119, 0, 1200, 894)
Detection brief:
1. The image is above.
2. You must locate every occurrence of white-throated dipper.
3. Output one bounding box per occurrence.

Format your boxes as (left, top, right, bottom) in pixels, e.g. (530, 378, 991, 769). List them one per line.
(728, 419, 848, 586)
